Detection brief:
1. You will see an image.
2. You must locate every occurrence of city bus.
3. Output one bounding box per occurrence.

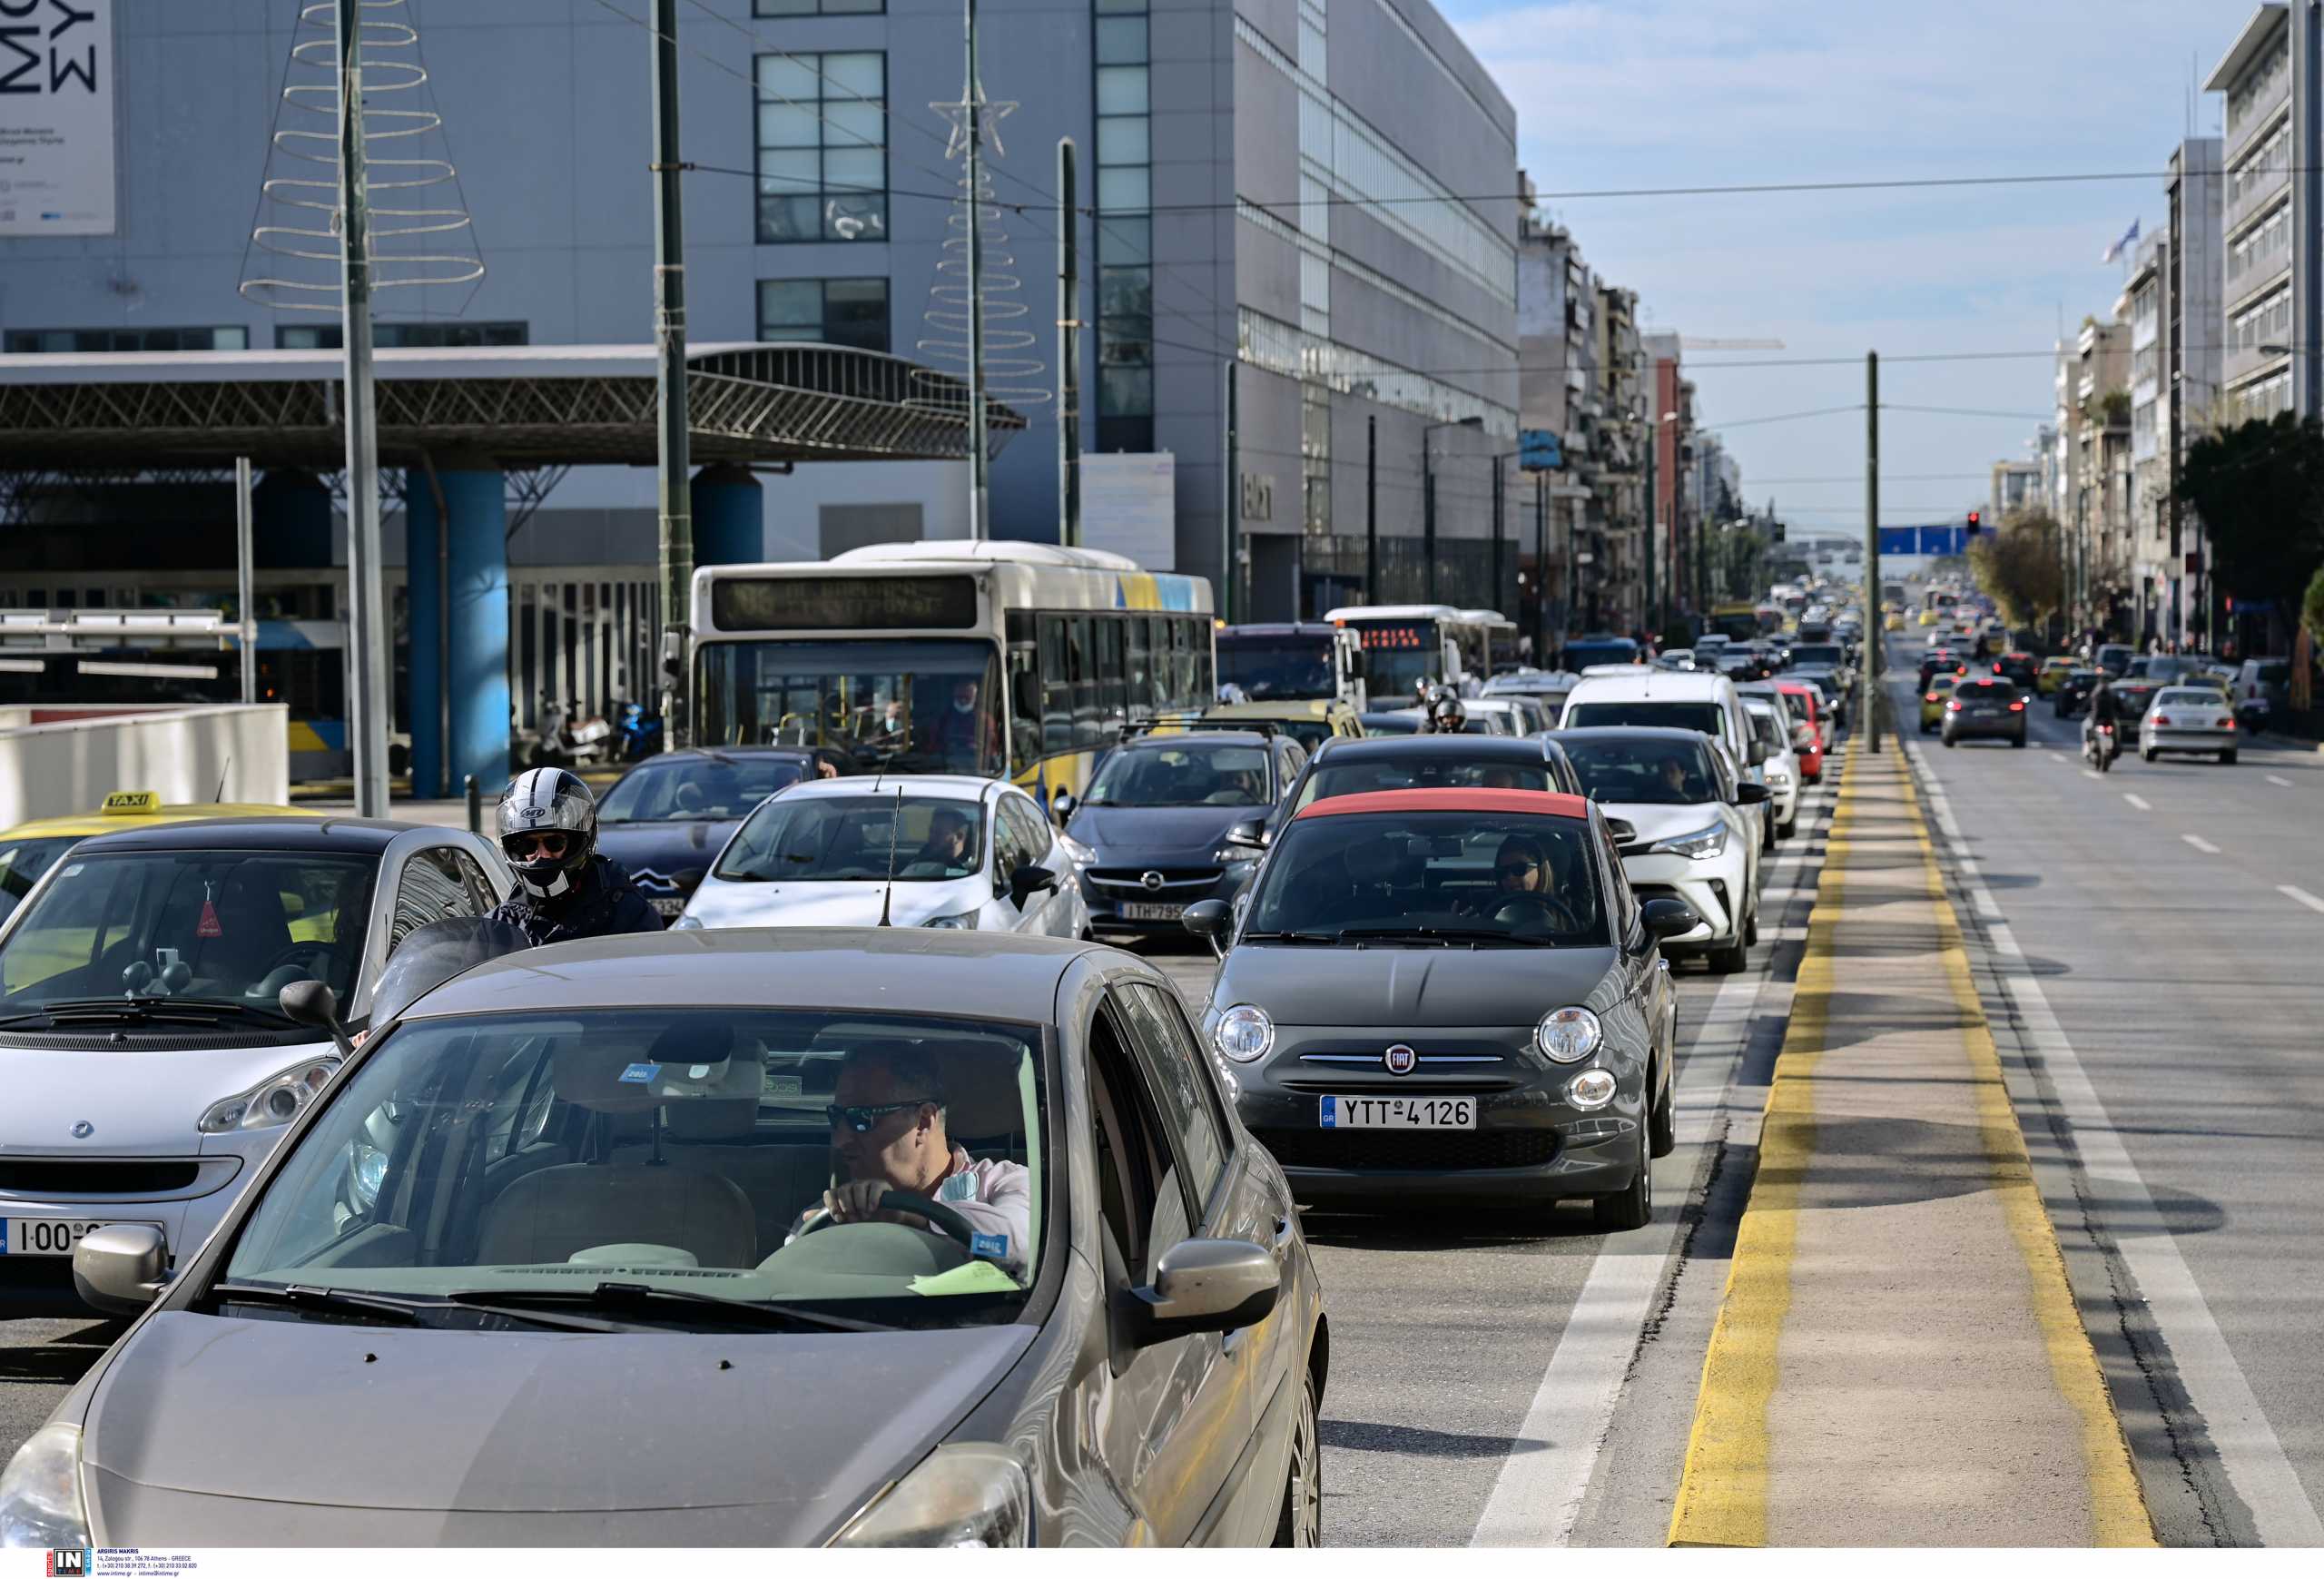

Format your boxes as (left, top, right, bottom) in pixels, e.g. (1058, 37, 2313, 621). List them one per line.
(1216, 621, 1367, 712)
(1456, 609, 1523, 676)
(1323, 603, 1468, 707)
(689, 541, 1215, 809)
(1706, 602, 1762, 644)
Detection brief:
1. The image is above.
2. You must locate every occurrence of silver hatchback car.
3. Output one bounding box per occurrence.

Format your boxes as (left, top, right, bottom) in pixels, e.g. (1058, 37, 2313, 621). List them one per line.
(1, 931, 1325, 1548)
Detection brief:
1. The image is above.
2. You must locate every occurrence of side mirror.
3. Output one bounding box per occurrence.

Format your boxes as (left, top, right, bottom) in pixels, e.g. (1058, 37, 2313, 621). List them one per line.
(1181, 898, 1232, 958)
(279, 979, 356, 1059)
(1050, 788, 1076, 824)
(1121, 1238, 1280, 1348)
(1009, 863, 1059, 905)
(1746, 737, 1769, 765)
(1735, 782, 1772, 805)
(1224, 817, 1267, 851)
(73, 1223, 171, 1316)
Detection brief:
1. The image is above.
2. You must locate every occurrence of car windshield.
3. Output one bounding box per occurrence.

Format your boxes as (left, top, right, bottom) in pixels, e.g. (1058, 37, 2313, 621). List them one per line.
(1293, 755, 1551, 809)
(2154, 688, 2218, 707)
(0, 850, 377, 1013)
(1955, 682, 2016, 702)
(1563, 736, 1719, 805)
(597, 755, 811, 824)
(1246, 810, 1607, 945)
(0, 834, 81, 922)
(694, 637, 1004, 777)
(220, 1008, 1047, 1325)
(1564, 700, 1725, 738)
(714, 796, 986, 882)
(1084, 743, 1272, 807)
(1216, 636, 1336, 700)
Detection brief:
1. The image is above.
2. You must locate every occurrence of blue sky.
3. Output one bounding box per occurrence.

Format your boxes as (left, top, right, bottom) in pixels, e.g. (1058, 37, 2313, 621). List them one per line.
(1438, 0, 2250, 538)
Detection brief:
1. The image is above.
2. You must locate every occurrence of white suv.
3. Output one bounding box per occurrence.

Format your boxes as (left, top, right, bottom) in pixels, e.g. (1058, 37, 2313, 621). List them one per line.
(1555, 669, 1772, 848)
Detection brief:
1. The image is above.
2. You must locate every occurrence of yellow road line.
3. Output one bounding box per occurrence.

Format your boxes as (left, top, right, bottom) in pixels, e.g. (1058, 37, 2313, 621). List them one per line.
(1896, 765, 2156, 1547)
(1664, 748, 1860, 1547)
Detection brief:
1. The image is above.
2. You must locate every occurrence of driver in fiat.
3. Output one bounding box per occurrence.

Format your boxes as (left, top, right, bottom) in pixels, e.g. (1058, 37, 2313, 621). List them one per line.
(790, 1041, 1031, 1266)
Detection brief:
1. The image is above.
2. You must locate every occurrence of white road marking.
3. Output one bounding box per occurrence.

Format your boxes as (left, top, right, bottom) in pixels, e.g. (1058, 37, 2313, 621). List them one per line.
(2124, 793, 2152, 811)
(2181, 834, 2221, 854)
(2082, 770, 2102, 781)
(1905, 755, 2324, 1547)
(2279, 884, 2324, 916)
(2265, 774, 2292, 788)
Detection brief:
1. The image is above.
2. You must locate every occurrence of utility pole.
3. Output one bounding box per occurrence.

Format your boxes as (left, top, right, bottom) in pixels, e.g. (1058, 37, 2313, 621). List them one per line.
(1364, 414, 1377, 603)
(1222, 360, 1238, 623)
(1490, 455, 1503, 619)
(650, 0, 694, 747)
(961, 0, 990, 540)
(1641, 419, 1657, 645)
(234, 457, 256, 706)
(1423, 441, 1436, 605)
(1865, 350, 1882, 754)
(1057, 137, 1080, 547)
(335, 0, 388, 816)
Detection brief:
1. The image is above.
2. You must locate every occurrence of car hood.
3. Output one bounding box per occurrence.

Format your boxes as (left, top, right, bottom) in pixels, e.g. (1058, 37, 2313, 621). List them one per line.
(683, 875, 981, 931)
(84, 1311, 1032, 1543)
(1065, 802, 1256, 861)
(1216, 942, 1619, 1027)
(0, 1039, 333, 1157)
(595, 821, 740, 894)
(1595, 800, 1732, 846)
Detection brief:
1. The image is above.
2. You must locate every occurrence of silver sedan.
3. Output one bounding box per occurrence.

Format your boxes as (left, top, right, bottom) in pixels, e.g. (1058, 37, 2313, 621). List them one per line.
(2140, 686, 2240, 765)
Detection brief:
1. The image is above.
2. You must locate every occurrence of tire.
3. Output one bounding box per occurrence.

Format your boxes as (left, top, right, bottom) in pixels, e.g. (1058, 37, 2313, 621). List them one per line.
(1777, 813, 1797, 839)
(1593, 1120, 1653, 1233)
(1943, 735, 1956, 748)
(1649, 1061, 1677, 1158)
(2142, 747, 2155, 763)
(1272, 1365, 1323, 1547)
(1709, 922, 1748, 974)
(2221, 750, 2238, 765)
(1744, 902, 1760, 947)
(1760, 812, 1776, 854)
(2010, 734, 2025, 749)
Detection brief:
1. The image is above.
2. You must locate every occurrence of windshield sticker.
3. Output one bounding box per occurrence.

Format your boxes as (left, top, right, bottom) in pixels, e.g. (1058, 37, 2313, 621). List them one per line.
(970, 1231, 1009, 1261)
(763, 1073, 804, 1098)
(618, 1061, 661, 1084)
(908, 1261, 1020, 1297)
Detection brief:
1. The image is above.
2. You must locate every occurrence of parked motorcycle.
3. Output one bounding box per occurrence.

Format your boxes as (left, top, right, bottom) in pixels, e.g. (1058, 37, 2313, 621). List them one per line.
(528, 696, 616, 770)
(616, 699, 665, 762)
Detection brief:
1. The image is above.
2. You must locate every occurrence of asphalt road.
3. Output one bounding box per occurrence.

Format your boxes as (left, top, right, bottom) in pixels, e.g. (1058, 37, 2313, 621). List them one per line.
(0, 773, 1841, 1548)
(1887, 638, 2324, 1546)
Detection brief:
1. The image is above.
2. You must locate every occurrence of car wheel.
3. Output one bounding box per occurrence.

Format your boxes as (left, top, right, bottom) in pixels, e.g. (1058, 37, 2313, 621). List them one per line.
(2010, 733, 2025, 749)
(1777, 813, 1797, 839)
(2221, 750, 2237, 765)
(1760, 812, 1776, 853)
(1272, 1364, 1323, 1547)
(1593, 1120, 1652, 1233)
(1709, 921, 1748, 974)
(1744, 903, 1759, 947)
(1942, 734, 1956, 748)
(1649, 1061, 1677, 1158)
(2141, 747, 2156, 764)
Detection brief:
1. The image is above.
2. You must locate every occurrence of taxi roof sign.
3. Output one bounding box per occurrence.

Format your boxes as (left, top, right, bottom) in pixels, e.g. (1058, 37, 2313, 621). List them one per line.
(101, 791, 162, 814)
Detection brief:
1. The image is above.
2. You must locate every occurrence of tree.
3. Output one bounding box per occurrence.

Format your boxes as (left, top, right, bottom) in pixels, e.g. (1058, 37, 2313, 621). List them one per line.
(2176, 414, 2324, 617)
(2303, 565, 2324, 646)
(1967, 513, 2063, 628)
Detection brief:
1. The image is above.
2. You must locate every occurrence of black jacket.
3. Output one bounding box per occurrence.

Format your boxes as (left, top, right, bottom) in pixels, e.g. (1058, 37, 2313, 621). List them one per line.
(2089, 683, 2122, 725)
(487, 854, 665, 946)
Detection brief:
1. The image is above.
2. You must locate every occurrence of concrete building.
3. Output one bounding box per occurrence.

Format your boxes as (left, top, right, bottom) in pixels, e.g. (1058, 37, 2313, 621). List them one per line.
(2205, 4, 2312, 422)
(2122, 231, 2171, 641)
(1990, 459, 2042, 522)
(1589, 281, 1646, 636)
(2167, 135, 2224, 646)
(1514, 205, 1606, 654)
(2072, 317, 2132, 636)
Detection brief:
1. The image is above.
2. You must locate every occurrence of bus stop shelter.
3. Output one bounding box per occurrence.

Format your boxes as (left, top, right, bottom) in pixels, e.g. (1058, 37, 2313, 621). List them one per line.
(0, 342, 1023, 794)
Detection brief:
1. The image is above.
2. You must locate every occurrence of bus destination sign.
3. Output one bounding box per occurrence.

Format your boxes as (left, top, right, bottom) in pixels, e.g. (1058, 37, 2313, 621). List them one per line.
(712, 575, 980, 632)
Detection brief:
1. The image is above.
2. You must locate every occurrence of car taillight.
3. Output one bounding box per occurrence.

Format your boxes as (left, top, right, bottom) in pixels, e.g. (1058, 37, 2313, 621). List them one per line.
(2152, 714, 2171, 725)
(1925, 691, 1939, 702)
(2008, 701, 2024, 711)
(1946, 700, 1963, 711)
(1992, 663, 2003, 673)
(2220, 716, 2236, 729)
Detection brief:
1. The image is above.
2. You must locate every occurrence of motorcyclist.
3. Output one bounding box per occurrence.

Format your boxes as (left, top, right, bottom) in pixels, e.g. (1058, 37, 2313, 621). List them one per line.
(487, 767, 664, 944)
(2083, 675, 2122, 762)
(1423, 685, 1468, 735)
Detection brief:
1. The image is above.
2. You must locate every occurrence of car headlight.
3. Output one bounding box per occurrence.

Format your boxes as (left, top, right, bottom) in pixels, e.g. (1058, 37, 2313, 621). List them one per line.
(1646, 823, 1728, 861)
(197, 1056, 340, 1134)
(1566, 1069, 1618, 1110)
(0, 1423, 88, 1550)
(1765, 764, 1792, 785)
(1537, 1005, 1602, 1064)
(670, 913, 704, 931)
(922, 910, 980, 930)
(1212, 1003, 1275, 1063)
(830, 1444, 1030, 1548)
(1057, 833, 1097, 870)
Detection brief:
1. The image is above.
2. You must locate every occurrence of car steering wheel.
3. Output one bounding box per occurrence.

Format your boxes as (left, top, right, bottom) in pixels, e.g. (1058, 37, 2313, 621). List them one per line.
(262, 942, 336, 977)
(1492, 892, 1583, 933)
(799, 1189, 981, 1251)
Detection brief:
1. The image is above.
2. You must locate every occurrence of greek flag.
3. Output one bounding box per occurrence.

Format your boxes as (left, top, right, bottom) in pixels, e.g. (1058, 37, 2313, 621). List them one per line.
(2101, 219, 2140, 264)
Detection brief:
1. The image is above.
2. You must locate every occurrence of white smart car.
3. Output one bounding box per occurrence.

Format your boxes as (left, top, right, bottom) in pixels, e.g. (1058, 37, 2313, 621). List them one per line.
(678, 775, 1091, 939)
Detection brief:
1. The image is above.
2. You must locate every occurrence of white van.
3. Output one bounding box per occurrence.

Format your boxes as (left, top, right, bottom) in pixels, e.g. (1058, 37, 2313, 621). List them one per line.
(1555, 669, 1771, 844)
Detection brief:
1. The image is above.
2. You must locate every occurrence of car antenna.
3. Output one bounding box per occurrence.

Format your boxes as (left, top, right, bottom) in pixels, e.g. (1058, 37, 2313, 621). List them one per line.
(877, 784, 903, 927)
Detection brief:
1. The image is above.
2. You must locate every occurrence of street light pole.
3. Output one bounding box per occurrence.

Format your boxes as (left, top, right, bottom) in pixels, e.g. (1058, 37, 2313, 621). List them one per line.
(334, 0, 387, 816)
(650, 0, 694, 748)
(1864, 350, 1881, 755)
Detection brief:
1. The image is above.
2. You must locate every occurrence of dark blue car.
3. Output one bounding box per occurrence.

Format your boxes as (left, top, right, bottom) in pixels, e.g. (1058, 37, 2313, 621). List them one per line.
(593, 745, 858, 917)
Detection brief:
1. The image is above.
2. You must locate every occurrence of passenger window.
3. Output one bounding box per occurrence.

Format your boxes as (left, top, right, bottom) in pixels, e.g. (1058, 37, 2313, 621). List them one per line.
(389, 848, 482, 952)
(448, 848, 499, 911)
(991, 799, 1032, 895)
(1088, 1005, 1180, 1281)
(1116, 983, 1229, 1212)
(1598, 815, 1640, 937)
(1004, 798, 1051, 874)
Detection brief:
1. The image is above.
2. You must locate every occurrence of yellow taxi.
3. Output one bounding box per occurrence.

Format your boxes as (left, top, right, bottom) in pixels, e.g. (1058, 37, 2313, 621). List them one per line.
(1885, 611, 1905, 632)
(0, 790, 313, 921)
(1200, 697, 1363, 754)
(1916, 608, 1941, 627)
(1919, 673, 1961, 733)
(2035, 656, 2075, 696)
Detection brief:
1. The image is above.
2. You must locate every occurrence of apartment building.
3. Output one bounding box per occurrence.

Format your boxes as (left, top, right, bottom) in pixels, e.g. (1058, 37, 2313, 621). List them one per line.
(2205, 4, 2313, 421)
(2168, 135, 2225, 646)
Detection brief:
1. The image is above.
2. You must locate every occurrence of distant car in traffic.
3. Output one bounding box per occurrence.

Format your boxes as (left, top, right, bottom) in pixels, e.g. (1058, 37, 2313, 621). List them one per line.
(1739, 693, 1800, 842)
(2140, 686, 2239, 765)
(0, 816, 510, 1316)
(2053, 667, 2102, 718)
(1184, 786, 1692, 1230)
(1920, 672, 1961, 733)
(678, 775, 1088, 940)
(21, 929, 1326, 1546)
(1939, 677, 2027, 748)
(594, 745, 858, 918)
(1202, 697, 1364, 753)
(2036, 656, 2075, 696)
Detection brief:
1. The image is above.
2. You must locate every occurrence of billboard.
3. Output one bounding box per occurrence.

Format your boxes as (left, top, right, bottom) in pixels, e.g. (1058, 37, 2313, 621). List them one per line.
(1080, 452, 1176, 570)
(1519, 429, 1563, 471)
(0, 0, 116, 237)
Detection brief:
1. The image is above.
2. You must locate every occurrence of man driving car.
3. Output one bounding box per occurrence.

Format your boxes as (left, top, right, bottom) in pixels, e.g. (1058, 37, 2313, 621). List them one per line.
(789, 1041, 1030, 1267)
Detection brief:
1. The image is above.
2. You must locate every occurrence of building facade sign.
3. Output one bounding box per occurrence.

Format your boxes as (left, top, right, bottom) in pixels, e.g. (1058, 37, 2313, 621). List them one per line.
(0, 0, 115, 237)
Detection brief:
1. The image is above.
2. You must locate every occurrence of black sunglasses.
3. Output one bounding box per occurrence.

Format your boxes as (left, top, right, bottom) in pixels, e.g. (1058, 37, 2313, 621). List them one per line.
(825, 1099, 939, 1133)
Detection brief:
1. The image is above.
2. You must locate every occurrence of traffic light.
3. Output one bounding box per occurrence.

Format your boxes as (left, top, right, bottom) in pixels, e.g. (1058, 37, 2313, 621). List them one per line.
(1770, 521, 1786, 543)
(1966, 510, 1984, 537)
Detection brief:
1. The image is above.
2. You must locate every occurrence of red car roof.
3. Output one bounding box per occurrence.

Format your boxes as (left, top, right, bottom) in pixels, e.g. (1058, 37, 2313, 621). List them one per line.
(1292, 787, 1591, 821)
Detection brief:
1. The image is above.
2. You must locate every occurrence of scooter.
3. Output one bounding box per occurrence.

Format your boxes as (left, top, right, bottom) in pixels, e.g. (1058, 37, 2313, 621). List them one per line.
(530, 697, 615, 770)
(2083, 720, 2117, 774)
(615, 699, 665, 761)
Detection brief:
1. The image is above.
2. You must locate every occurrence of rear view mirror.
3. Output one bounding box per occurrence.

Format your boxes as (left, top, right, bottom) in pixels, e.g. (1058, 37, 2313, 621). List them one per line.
(1224, 817, 1267, 851)
(74, 1224, 170, 1316)
(1181, 898, 1232, 958)
(1009, 864, 1059, 906)
(279, 979, 356, 1060)
(1735, 782, 1772, 805)
(1050, 788, 1076, 824)
(1122, 1238, 1280, 1348)
(1747, 738, 1769, 765)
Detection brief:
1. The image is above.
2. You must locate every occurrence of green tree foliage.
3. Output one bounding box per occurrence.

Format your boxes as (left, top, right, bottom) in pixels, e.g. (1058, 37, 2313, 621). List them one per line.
(2176, 414, 2324, 609)
(2303, 565, 2324, 646)
(1967, 514, 2064, 627)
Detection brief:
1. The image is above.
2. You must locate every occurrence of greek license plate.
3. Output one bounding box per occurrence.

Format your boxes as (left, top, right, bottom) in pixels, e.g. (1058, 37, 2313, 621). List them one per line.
(1, 1219, 158, 1258)
(648, 895, 687, 918)
(1121, 902, 1185, 922)
(1319, 1096, 1476, 1130)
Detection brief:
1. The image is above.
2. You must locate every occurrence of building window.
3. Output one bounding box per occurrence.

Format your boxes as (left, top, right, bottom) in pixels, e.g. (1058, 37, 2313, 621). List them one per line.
(754, 0, 882, 13)
(757, 277, 890, 351)
(273, 321, 528, 350)
(4, 326, 248, 353)
(1092, 0, 1151, 452)
(754, 52, 887, 243)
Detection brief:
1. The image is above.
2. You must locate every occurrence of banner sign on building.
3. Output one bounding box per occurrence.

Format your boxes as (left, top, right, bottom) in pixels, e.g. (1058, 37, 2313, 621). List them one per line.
(1080, 452, 1176, 570)
(0, 0, 116, 237)
(1519, 429, 1563, 471)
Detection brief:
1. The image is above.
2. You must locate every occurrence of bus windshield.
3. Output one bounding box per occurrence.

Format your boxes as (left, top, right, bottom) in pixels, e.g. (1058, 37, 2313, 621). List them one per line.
(694, 638, 1004, 776)
(1217, 635, 1337, 701)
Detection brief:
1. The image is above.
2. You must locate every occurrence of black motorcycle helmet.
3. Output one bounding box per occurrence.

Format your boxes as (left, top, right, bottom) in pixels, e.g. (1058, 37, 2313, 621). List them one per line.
(1424, 686, 1467, 734)
(497, 767, 597, 899)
